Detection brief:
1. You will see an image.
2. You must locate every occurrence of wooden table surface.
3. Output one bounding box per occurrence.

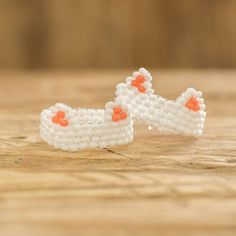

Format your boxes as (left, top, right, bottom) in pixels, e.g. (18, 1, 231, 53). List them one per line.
(0, 69, 235, 236)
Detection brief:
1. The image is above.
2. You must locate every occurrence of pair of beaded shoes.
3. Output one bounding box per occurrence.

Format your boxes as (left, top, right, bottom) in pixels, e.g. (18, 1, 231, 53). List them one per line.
(40, 68, 206, 151)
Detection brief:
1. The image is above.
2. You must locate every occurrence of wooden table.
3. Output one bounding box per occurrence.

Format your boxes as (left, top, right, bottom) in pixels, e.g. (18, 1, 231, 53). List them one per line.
(0, 70, 235, 236)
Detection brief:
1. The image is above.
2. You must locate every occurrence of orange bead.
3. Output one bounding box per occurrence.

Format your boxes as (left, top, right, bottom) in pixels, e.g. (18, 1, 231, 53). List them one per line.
(112, 114, 121, 122)
(189, 97, 196, 104)
(131, 80, 139, 87)
(57, 111, 65, 118)
(120, 112, 127, 120)
(52, 116, 60, 123)
(60, 119, 69, 127)
(113, 106, 122, 114)
(136, 75, 145, 83)
(138, 85, 146, 93)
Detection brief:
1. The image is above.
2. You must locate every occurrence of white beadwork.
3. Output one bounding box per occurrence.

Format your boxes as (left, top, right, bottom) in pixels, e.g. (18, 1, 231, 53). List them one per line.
(40, 102, 133, 151)
(115, 68, 206, 136)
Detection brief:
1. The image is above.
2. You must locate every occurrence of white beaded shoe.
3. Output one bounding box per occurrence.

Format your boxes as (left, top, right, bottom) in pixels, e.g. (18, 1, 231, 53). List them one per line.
(40, 101, 133, 151)
(115, 68, 206, 136)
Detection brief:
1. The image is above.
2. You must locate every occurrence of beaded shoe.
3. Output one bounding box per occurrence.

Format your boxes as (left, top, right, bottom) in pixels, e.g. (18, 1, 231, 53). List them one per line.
(40, 101, 133, 151)
(115, 68, 206, 136)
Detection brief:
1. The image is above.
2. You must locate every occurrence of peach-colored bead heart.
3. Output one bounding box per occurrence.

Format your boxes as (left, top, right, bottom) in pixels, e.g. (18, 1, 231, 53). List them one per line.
(185, 97, 200, 112)
(52, 110, 69, 127)
(131, 75, 146, 93)
(112, 106, 128, 122)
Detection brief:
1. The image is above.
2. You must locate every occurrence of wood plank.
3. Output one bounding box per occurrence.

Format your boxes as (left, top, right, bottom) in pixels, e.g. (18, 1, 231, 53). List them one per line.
(0, 70, 235, 235)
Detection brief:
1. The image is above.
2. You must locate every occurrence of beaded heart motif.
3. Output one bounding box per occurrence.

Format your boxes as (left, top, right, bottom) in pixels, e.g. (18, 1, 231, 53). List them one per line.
(52, 111, 69, 127)
(112, 106, 128, 122)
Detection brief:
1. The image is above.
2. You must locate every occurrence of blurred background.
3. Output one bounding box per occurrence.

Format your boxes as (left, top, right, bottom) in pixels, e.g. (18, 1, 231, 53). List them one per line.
(0, 0, 235, 70)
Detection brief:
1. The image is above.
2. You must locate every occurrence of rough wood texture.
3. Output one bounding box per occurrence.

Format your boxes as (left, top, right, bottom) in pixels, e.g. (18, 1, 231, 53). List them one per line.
(0, 70, 235, 236)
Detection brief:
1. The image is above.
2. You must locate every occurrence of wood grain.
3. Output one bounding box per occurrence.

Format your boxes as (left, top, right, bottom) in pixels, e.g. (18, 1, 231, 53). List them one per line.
(0, 69, 236, 236)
